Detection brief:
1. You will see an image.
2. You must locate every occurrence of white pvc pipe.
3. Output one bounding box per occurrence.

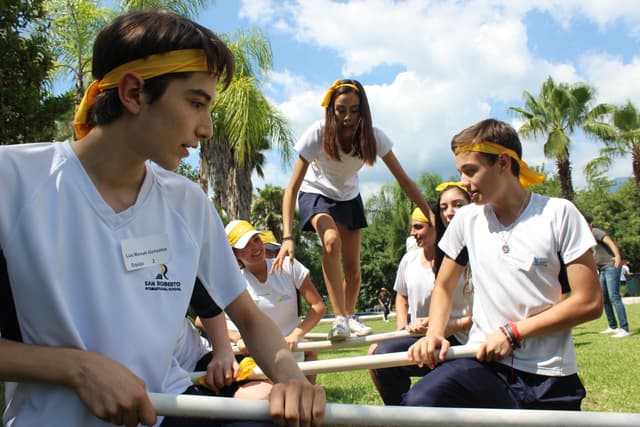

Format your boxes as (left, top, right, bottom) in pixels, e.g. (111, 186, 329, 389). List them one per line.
(191, 344, 478, 382)
(232, 330, 417, 354)
(318, 313, 395, 324)
(150, 393, 640, 426)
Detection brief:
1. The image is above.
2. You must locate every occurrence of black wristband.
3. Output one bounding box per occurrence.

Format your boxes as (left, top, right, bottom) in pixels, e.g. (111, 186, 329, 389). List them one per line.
(282, 236, 294, 242)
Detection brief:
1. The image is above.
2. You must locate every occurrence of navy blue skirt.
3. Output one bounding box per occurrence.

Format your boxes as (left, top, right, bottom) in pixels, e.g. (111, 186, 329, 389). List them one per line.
(298, 191, 368, 231)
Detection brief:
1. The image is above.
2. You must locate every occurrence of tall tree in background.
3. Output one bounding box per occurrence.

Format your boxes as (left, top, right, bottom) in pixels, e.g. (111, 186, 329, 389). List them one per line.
(251, 184, 284, 239)
(509, 76, 614, 201)
(0, 0, 70, 144)
(200, 28, 293, 219)
(585, 101, 640, 199)
(121, 0, 210, 17)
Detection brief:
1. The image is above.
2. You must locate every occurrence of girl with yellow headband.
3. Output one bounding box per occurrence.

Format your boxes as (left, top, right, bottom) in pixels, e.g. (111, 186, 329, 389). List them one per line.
(369, 184, 473, 406)
(0, 9, 325, 427)
(276, 78, 433, 342)
(404, 118, 601, 411)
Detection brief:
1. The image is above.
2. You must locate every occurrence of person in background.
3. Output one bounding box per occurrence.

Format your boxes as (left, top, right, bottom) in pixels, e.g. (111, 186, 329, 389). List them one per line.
(584, 215, 631, 338)
(620, 260, 631, 295)
(0, 10, 325, 427)
(404, 118, 601, 410)
(368, 183, 473, 406)
(275, 79, 433, 341)
(226, 220, 326, 386)
(378, 288, 393, 322)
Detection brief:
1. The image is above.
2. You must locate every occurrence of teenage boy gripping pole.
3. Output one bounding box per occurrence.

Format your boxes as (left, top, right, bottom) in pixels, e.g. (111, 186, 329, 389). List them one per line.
(0, 10, 324, 427)
(404, 118, 602, 410)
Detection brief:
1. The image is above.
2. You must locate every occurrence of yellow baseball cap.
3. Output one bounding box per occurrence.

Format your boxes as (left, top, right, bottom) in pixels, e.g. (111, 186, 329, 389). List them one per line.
(225, 220, 261, 249)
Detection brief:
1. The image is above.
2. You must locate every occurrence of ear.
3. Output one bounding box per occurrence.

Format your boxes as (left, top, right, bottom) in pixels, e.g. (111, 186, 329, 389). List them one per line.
(118, 71, 145, 114)
(498, 153, 511, 171)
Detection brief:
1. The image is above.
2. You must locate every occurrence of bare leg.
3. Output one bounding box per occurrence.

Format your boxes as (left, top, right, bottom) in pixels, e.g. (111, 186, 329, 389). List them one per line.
(338, 223, 362, 316)
(311, 213, 347, 317)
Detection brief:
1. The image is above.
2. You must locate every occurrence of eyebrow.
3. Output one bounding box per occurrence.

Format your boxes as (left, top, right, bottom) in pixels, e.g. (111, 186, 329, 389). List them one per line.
(186, 88, 212, 102)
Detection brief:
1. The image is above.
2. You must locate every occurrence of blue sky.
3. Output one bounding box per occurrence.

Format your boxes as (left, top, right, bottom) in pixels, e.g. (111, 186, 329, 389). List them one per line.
(187, 0, 640, 199)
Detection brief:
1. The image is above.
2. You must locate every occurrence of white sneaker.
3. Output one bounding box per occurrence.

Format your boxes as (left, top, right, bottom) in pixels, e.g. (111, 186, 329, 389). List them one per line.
(600, 327, 618, 334)
(613, 329, 631, 338)
(348, 315, 373, 336)
(328, 316, 349, 342)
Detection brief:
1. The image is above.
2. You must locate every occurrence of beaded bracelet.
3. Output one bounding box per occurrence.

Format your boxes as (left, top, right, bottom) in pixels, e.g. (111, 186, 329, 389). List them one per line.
(499, 325, 515, 349)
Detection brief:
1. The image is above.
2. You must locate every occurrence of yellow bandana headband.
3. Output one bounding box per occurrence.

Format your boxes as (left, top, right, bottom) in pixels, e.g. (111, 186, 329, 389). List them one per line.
(227, 220, 256, 247)
(435, 181, 468, 193)
(320, 79, 360, 107)
(411, 207, 430, 224)
(73, 49, 211, 139)
(454, 141, 545, 188)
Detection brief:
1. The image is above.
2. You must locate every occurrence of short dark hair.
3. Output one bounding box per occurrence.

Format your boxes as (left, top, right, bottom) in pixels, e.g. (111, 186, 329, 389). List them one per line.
(451, 118, 521, 177)
(89, 9, 235, 128)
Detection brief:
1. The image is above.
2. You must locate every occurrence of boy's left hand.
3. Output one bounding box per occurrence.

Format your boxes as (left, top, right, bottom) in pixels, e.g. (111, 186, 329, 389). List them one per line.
(269, 380, 325, 427)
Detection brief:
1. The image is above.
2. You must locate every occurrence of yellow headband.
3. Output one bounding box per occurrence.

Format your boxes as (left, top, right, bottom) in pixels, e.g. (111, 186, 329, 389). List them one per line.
(74, 49, 211, 139)
(226, 220, 257, 248)
(320, 79, 360, 107)
(454, 141, 545, 188)
(411, 207, 430, 224)
(435, 181, 468, 193)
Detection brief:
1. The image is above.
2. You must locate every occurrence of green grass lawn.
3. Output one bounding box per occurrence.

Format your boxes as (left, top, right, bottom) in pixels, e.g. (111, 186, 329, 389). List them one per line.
(2, 304, 639, 415)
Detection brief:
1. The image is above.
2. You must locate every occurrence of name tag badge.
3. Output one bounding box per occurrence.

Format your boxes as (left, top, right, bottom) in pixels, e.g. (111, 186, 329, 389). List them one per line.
(121, 233, 171, 271)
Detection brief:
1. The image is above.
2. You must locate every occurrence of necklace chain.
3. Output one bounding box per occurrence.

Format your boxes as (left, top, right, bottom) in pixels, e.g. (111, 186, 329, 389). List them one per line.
(499, 193, 530, 254)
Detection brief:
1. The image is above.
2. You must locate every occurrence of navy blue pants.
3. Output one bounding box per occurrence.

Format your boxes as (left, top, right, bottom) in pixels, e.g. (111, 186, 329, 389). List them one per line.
(401, 358, 585, 410)
(372, 335, 462, 405)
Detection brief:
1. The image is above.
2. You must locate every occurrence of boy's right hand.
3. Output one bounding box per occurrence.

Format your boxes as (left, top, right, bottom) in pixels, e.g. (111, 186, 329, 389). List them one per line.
(71, 351, 156, 426)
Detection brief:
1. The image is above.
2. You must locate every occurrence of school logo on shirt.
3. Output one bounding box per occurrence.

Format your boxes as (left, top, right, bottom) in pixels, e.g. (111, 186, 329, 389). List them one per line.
(145, 264, 182, 291)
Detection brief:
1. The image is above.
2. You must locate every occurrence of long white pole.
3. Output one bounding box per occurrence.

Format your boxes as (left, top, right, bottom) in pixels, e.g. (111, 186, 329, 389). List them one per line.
(232, 330, 418, 354)
(191, 344, 478, 382)
(149, 393, 640, 426)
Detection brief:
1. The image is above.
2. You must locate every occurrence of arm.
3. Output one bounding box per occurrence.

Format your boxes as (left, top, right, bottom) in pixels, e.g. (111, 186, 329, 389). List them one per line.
(407, 256, 465, 367)
(272, 156, 310, 273)
(395, 293, 409, 330)
(515, 250, 602, 338)
(0, 338, 156, 426)
(381, 150, 434, 222)
(198, 313, 238, 391)
(602, 234, 622, 268)
(285, 276, 327, 347)
(225, 290, 325, 426)
(480, 250, 601, 363)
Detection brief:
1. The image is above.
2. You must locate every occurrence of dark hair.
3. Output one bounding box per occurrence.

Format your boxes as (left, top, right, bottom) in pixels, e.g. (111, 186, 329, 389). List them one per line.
(322, 79, 376, 165)
(433, 186, 471, 276)
(89, 9, 235, 127)
(451, 118, 521, 177)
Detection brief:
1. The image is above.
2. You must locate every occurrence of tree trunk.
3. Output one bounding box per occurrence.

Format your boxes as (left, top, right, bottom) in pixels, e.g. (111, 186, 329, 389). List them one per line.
(633, 147, 640, 201)
(199, 136, 254, 220)
(556, 156, 575, 201)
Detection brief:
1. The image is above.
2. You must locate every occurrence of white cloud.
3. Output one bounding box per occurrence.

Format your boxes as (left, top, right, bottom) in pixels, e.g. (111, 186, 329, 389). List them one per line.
(237, 0, 639, 198)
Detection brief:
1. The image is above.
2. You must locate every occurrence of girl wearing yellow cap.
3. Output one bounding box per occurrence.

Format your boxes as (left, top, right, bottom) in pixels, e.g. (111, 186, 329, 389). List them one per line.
(405, 118, 601, 410)
(225, 220, 326, 381)
(276, 79, 433, 341)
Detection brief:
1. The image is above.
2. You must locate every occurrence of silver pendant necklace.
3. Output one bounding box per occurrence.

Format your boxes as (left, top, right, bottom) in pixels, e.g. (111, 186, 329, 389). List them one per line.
(498, 193, 530, 254)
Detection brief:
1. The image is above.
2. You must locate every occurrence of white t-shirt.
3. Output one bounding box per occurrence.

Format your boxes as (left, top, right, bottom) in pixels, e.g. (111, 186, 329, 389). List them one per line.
(295, 120, 393, 201)
(173, 318, 212, 372)
(227, 257, 308, 362)
(393, 249, 471, 343)
(0, 142, 246, 427)
(621, 264, 630, 282)
(439, 193, 596, 376)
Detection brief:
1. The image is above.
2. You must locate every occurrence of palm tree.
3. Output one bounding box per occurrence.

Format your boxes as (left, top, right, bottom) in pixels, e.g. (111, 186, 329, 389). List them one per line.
(251, 185, 285, 239)
(199, 28, 293, 220)
(509, 76, 614, 201)
(585, 101, 640, 199)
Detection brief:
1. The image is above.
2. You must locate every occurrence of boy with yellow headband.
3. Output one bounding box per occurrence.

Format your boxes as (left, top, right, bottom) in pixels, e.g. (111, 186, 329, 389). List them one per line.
(0, 9, 324, 427)
(404, 118, 601, 410)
